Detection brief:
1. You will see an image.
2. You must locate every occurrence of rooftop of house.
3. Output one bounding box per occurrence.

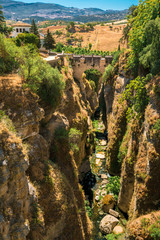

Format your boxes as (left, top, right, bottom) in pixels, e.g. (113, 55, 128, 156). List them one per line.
(12, 21, 31, 27)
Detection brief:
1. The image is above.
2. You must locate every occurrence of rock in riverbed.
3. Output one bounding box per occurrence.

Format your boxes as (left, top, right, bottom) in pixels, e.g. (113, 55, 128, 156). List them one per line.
(99, 214, 119, 234)
(109, 209, 120, 218)
(113, 225, 124, 234)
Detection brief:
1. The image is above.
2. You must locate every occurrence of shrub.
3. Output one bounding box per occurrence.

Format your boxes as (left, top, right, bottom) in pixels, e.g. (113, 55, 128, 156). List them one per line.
(0, 110, 16, 132)
(69, 128, 82, 153)
(55, 30, 62, 36)
(102, 64, 114, 83)
(89, 80, 96, 91)
(112, 50, 121, 66)
(84, 69, 101, 92)
(107, 233, 124, 240)
(126, 0, 160, 76)
(85, 200, 93, 218)
(15, 33, 40, 48)
(37, 67, 65, 108)
(105, 176, 120, 201)
(0, 34, 19, 74)
(152, 119, 160, 139)
(122, 76, 149, 121)
(55, 42, 64, 52)
(17, 45, 65, 108)
(149, 217, 160, 240)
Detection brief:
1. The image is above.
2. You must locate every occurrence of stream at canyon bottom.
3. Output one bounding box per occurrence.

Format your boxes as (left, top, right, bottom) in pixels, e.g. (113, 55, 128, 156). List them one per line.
(80, 113, 127, 240)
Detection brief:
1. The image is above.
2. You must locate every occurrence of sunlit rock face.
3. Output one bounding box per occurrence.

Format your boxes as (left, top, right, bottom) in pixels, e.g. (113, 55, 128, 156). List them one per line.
(0, 64, 98, 240)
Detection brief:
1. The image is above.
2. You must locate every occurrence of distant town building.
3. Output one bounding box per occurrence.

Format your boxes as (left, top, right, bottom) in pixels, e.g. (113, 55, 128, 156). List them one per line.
(11, 22, 31, 38)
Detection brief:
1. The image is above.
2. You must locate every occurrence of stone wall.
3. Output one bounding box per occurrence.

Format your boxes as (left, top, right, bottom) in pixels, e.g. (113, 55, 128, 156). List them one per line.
(56, 54, 113, 80)
(71, 55, 112, 80)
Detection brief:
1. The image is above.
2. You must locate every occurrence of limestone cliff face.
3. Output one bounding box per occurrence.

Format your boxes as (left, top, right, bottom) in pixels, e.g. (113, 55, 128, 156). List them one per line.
(104, 74, 128, 175)
(0, 61, 98, 240)
(0, 123, 30, 240)
(104, 53, 160, 238)
(128, 77, 160, 220)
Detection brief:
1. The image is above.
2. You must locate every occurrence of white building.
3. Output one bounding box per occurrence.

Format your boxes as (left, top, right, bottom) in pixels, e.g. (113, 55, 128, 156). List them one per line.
(12, 22, 31, 38)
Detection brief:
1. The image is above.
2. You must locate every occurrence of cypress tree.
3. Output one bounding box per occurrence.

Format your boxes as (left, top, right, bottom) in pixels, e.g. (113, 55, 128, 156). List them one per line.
(0, 5, 5, 24)
(30, 19, 41, 48)
(44, 29, 55, 52)
(30, 19, 39, 36)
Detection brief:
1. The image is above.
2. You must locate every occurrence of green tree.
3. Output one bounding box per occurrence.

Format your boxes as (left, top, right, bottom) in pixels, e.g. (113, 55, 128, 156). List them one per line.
(139, 18, 160, 75)
(127, 0, 160, 75)
(44, 29, 55, 51)
(70, 22, 75, 28)
(0, 34, 19, 73)
(120, 5, 137, 47)
(88, 43, 92, 50)
(18, 45, 65, 108)
(55, 42, 64, 52)
(0, 5, 12, 36)
(66, 22, 75, 33)
(15, 33, 40, 48)
(30, 19, 40, 48)
(30, 19, 39, 36)
(0, 5, 4, 24)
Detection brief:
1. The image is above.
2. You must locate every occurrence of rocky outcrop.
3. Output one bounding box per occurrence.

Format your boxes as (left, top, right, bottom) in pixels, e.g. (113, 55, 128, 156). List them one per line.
(104, 73, 128, 175)
(127, 211, 160, 240)
(0, 122, 30, 240)
(104, 51, 160, 238)
(99, 215, 119, 234)
(0, 61, 98, 240)
(128, 77, 160, 220)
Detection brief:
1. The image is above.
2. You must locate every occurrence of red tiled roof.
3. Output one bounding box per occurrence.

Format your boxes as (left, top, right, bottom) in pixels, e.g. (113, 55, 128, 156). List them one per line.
(12, 21, 31, 27)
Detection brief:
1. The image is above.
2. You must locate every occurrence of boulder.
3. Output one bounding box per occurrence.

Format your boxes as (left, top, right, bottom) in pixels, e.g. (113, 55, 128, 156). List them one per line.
(109, 209, 120, 218)
(113, 225, 124, 234)
(95, 195, 99, 202)
(102, 195, 115, 213)
(100, 174, 108, 180)
(99, 214, 119, 234)
(96, 153, 105, 159)
(100, 140, 107, 146)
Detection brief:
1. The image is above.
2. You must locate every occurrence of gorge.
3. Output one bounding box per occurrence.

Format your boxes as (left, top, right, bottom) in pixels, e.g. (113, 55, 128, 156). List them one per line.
(0, 0, 160, 239)
(0, 50, 160, 239)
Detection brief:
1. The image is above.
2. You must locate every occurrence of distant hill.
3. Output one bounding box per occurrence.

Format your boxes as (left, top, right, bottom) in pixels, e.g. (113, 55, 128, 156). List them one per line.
(1, 0, 127, 22)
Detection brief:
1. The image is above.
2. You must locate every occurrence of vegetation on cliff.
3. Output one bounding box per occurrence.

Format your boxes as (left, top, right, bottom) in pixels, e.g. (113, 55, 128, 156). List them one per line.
(0, 34, 65, 108)
(126, 0, 160, 76)
(103, 1, 160, 239)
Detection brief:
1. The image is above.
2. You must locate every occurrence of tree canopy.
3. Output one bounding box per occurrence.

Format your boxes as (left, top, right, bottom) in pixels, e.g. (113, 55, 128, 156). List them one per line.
(15, 33, 40, 48)
(125, 0, 160, 76)
(0, 5, 4, 24)
(0, 33, 65, 108)
(30, 19, 39, 36)
(44, 29, 55, 51)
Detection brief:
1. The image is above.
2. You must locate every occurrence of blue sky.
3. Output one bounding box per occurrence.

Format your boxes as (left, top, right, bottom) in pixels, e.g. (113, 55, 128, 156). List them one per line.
(15, 0, 139, 10)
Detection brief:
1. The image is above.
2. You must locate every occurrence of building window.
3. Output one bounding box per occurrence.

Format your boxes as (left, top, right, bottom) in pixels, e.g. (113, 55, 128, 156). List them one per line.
(23, 28, 25, 32)
(16, 28, 18, 32)
(20, 28, 22, 32)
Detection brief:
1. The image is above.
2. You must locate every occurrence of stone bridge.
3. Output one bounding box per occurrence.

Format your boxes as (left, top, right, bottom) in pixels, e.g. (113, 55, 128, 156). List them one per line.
(44, 53, 113, 80)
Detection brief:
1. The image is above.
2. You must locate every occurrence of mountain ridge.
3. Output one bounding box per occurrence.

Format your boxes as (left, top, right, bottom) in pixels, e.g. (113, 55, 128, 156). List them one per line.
(1, 0, 127, 22)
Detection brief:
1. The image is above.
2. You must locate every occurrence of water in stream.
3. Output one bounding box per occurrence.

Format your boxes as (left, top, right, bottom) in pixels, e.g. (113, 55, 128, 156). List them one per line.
(81, 114, 127, 240)
(90, 117, 109, 240)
